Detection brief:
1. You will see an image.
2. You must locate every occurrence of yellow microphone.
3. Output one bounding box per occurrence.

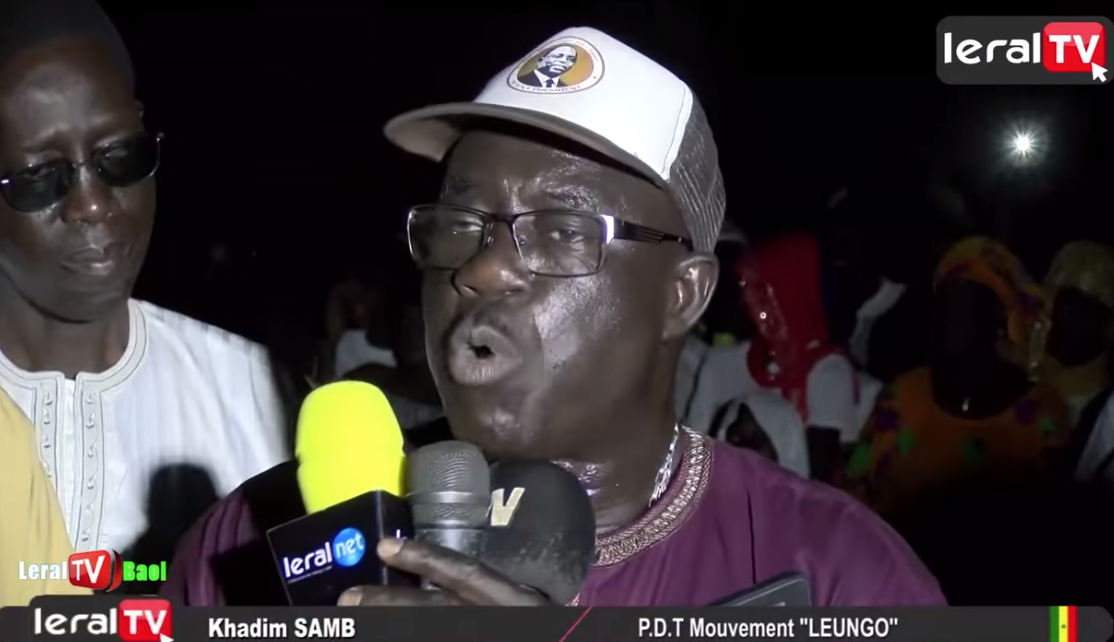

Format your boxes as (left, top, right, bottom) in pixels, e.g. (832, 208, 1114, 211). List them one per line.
(266, 381, 418, 604)
(295, 381, 405, 511)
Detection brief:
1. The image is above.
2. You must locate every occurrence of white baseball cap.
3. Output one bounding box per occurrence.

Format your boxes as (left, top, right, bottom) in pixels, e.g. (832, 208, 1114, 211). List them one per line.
(384, 27, 725, 253)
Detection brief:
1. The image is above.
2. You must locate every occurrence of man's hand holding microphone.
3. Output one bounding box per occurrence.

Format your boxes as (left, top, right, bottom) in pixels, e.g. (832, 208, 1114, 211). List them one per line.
(265, 381, 596, 608)
(337, 537, 546, 606)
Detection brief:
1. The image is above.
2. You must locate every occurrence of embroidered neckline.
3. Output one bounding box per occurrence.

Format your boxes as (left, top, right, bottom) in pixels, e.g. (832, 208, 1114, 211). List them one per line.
(0, 299, 146, 387)
(568, 427, 713, 605)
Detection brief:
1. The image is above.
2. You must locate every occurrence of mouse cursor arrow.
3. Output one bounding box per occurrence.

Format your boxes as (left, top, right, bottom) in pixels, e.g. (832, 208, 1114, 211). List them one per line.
(1093, 62, 1108, 82)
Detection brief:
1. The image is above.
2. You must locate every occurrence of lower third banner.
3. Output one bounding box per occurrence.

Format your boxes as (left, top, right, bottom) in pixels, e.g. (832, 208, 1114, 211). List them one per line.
(0, 598, 1109, 642)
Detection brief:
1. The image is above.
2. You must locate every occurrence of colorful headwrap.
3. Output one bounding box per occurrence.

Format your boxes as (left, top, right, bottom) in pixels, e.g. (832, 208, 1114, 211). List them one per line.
(934, 236, 1049, 372)
(1044, 240, 1114, 310)
(736, 233, 851, 418)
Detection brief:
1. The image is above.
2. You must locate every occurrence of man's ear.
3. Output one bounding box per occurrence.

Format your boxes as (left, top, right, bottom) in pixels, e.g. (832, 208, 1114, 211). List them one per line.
(662, 253, 718, 341)
(136, 100, 145, 119)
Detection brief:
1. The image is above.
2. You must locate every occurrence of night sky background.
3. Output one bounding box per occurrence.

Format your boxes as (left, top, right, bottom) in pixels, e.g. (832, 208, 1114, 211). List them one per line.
(97, 2, 1112, 354)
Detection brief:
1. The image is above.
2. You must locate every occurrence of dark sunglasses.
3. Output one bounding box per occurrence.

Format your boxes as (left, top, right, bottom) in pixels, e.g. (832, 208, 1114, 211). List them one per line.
(0, 131, 163, 213)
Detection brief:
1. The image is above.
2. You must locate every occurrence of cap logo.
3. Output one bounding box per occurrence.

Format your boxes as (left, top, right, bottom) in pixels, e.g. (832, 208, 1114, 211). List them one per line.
(507, 37, 604, 94)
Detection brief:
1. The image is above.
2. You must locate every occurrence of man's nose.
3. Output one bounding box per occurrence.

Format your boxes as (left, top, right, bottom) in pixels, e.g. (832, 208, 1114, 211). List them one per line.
(60, 165, 114, 225)
(453, 222, 530, 299)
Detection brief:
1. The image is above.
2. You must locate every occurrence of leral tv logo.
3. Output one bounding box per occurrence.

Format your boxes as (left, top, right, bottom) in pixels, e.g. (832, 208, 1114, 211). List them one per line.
(31, 597, 173, 642)
(937, 16, 1111, 85)
(118, 599, 173, 642)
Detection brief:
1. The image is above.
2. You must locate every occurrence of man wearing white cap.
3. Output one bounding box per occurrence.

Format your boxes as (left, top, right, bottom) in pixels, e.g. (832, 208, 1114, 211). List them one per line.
(340, 27, 943, 607)
(165, 27, 943, 608)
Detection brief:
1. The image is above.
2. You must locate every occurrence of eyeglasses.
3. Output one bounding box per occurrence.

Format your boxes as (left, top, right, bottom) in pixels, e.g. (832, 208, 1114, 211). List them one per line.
(0, 131, 163, 213)
(407, 204, 693, 277)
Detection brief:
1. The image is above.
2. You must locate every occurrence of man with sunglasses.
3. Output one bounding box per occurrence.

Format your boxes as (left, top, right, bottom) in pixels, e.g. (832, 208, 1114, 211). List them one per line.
(165, 28, 942, 607)
(0, 0, 287, 564)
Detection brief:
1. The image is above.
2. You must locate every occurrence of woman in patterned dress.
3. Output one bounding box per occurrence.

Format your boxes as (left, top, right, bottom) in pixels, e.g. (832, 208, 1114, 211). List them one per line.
(845, 237, 1071, 516)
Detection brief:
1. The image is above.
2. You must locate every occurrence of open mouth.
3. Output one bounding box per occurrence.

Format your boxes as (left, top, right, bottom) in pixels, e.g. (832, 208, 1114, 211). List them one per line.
(446, 323, 523, 387)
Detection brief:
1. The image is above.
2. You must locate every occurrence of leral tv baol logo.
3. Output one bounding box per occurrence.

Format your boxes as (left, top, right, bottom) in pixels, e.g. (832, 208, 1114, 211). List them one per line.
(938, 16, 1112, 85)
(280, 527, 367, 583)
(64, 550, 168, 591)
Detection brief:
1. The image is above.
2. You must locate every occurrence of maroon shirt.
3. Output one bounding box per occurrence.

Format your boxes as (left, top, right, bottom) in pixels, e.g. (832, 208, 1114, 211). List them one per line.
(161, 428, 944, 606)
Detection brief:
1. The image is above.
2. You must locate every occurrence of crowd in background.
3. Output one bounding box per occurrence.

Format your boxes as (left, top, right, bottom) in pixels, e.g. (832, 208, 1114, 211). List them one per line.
(671, 186, 1114, 605)
(284, 178, 1114, 605)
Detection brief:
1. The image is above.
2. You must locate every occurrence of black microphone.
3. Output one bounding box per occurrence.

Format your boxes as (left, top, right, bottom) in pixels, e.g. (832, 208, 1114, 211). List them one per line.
(407, 441, 491, 556)
(265, 382, 420, 605)
(480, 460, 596, 605)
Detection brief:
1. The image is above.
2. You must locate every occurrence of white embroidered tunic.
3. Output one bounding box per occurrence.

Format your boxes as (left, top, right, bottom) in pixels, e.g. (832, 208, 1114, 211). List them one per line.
(0, 299, 289, 553)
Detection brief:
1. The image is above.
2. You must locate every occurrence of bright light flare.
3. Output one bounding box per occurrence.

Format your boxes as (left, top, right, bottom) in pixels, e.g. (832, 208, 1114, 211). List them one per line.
(1002, 127, 1042, 167)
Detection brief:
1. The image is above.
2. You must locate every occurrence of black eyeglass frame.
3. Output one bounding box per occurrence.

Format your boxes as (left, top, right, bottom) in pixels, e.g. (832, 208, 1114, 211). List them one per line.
(0, 131, 164, 213)
(406, 203, 694, 277)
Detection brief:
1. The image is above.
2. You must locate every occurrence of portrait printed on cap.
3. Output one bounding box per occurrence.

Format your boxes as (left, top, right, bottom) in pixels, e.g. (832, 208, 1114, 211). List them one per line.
(507, 37, 604, 94)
